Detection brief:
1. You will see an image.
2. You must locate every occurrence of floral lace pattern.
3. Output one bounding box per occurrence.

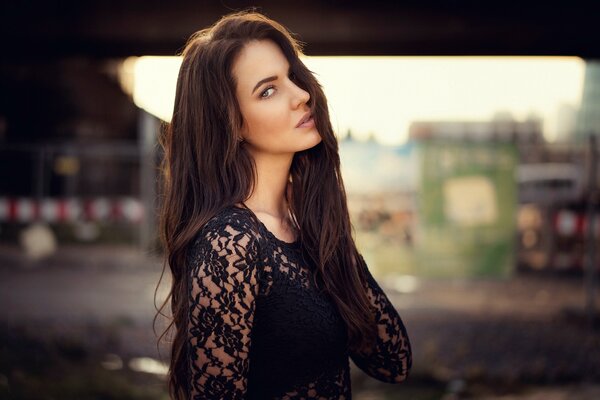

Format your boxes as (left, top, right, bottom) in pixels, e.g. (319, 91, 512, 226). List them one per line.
(186, 205, 412, 399)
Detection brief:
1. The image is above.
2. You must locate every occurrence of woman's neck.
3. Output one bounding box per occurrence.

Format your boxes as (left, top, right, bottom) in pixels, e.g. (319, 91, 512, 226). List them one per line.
(242, 151, 293, 220)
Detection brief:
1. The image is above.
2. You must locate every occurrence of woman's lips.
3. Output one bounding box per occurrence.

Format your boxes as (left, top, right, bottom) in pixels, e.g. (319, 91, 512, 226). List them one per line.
(296, 116, 315, 128)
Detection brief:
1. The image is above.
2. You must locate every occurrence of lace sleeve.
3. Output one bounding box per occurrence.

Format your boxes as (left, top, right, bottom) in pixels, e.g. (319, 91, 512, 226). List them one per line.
(349, 254, 413, 383)
(186, 218, 260, 399)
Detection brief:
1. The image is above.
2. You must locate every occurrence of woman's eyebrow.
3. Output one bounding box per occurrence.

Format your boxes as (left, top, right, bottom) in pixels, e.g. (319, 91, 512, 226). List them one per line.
(251, 75, 277, 94)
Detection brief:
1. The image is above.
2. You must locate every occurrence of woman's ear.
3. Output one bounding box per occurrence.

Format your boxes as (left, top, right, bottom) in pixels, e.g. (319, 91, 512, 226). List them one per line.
(237, 124, 247, 144)
(235, 124, 245, 144)
(238, 121, 248, 143)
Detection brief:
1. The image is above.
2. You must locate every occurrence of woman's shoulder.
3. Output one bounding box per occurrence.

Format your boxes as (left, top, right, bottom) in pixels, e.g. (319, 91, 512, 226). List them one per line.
(187, 205, 264, 276)
(206, 204, 258, 231)
(193, 205, 262, 249)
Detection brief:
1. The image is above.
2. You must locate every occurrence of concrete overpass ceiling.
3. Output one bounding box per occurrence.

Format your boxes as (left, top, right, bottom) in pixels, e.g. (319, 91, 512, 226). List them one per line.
(2, 0, 600, 58)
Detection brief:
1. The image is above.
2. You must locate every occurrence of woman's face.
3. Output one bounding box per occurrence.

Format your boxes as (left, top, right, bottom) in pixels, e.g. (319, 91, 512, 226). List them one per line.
(233, 39, 322, 156)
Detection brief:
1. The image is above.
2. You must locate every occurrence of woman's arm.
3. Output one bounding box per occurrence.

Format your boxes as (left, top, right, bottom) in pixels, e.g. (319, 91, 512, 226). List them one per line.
(349, 254, 413, 383)
(187, 220, 260, 399)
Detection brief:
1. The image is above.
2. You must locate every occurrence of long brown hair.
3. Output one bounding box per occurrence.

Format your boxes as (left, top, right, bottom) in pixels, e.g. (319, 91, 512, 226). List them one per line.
(154, 10, 377, 399)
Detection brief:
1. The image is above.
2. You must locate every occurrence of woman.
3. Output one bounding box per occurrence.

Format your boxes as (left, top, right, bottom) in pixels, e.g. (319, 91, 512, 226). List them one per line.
(156, 10, 412, 400)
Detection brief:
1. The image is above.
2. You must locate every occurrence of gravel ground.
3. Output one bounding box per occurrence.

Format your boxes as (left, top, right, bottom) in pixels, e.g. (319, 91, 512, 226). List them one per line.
(1, 243, 599, 399)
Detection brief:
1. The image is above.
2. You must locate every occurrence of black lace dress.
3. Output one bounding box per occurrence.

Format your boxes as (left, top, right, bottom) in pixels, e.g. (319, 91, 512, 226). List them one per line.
(186, 205, 412, 399)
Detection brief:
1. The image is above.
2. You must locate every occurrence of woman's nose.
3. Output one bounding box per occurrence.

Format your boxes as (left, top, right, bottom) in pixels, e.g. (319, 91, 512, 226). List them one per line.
(291, 82, 310, 108)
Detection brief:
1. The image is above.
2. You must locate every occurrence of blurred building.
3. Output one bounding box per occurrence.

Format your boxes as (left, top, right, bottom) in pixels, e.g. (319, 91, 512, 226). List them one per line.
(406, 115, 597, 274)
(408, 115, 543, 162)
(575, 60, 600, 142)
(555, 103, 578, 143)
(408, 115, 589, 166)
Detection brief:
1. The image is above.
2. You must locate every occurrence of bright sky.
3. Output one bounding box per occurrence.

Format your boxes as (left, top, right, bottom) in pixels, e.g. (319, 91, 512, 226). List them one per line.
(120, 56, 585, 144)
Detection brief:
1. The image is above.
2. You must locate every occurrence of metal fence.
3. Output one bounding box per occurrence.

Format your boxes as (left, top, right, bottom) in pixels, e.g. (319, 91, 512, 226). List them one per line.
(0, 112, 160, 249)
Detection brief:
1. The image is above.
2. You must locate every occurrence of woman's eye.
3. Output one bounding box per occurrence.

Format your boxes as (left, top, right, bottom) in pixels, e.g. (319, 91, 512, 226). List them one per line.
(260, 86, 275, 99)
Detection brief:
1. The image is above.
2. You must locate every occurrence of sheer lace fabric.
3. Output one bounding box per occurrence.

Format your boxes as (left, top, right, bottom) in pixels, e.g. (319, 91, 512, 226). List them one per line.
(186, 206, 412, 399)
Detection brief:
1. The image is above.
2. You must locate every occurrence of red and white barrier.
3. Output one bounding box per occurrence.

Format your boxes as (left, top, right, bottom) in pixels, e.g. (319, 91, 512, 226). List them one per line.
(554, 210, 579, 237)
(0, 197, 144, 223)
(554, 209, 600, 237)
